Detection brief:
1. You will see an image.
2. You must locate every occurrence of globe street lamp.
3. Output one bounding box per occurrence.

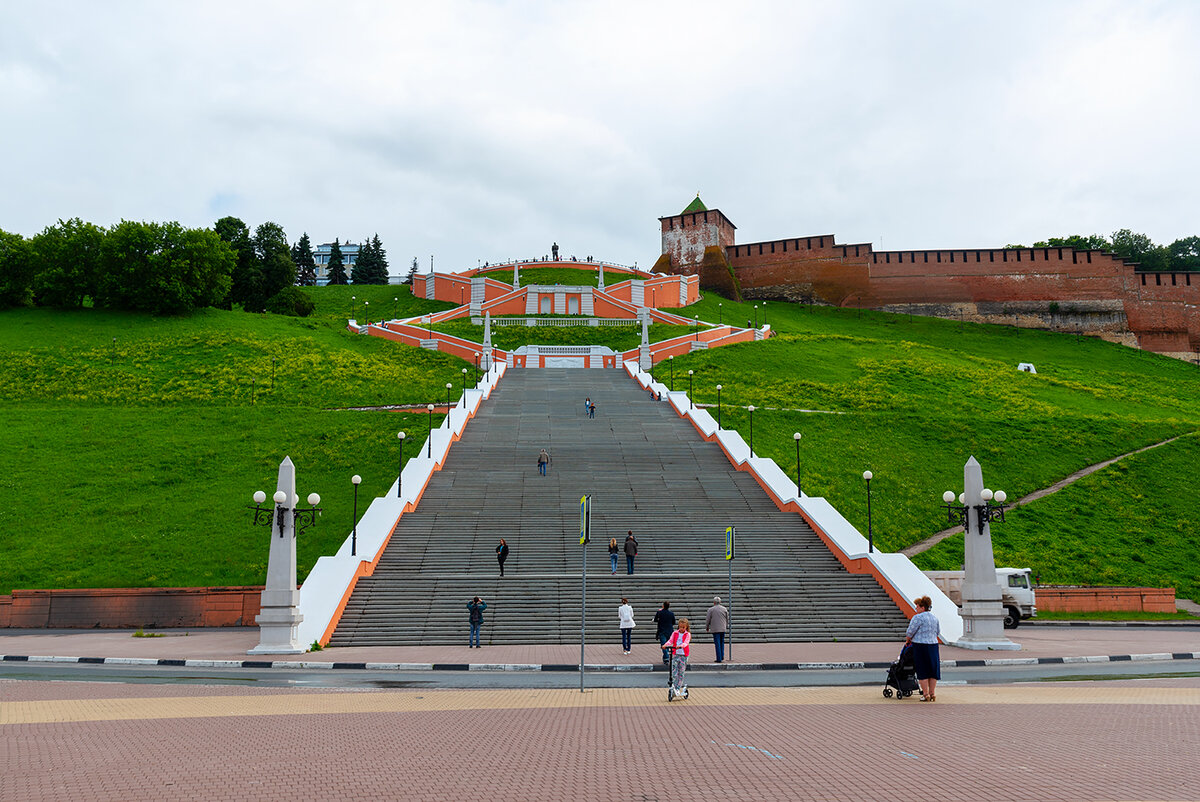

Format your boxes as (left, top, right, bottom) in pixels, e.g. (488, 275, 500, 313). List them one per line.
(942, 488, 1008, 535)
(351, 474, 362, 556)
(350, 295, 356, 319)
(694, 316, 699, 342)
(393, 296, 398, 320)
(794, 432, 803, 496)
(461, 368, 468, 406)
(718, 302, 722, 325)
(669, 355, 674, 391)
(363, 300, 369, 323)
(249, 489, 321, 537)
(754, 304, 759, 328)
(863, 470, 874, 553)
(396, 431, 406, 497)
(716, 384, 723, 429)
(687, 369, 694, 408)
(474, 351, 480, 383)
(446, 382, 453, 412)
(427, 404, 435, 457)
(747, 405, 756, 457)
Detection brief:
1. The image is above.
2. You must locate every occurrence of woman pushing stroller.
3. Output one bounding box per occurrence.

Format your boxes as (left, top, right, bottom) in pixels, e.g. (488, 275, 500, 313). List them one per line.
(662, 618, 692, 701)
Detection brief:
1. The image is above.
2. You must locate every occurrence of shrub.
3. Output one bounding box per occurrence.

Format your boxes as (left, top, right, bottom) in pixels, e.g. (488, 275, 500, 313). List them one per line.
(265, 286, 316, 317)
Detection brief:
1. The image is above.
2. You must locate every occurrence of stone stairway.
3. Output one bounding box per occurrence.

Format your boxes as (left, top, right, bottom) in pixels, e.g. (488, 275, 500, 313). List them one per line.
(329, 369, 909, 646)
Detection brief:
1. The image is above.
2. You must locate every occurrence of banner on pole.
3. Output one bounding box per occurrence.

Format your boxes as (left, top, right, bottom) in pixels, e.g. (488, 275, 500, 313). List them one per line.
(725, 525, 735, 560)
(580, 495, 591, 545)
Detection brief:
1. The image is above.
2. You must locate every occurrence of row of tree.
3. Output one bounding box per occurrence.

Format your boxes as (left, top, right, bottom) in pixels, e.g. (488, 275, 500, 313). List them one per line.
(1008, 229, 1200, 272)
(0, 217, 409, 314)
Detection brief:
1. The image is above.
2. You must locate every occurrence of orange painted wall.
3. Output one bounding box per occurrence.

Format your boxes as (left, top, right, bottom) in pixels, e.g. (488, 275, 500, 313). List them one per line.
(0, 587, 264, 629)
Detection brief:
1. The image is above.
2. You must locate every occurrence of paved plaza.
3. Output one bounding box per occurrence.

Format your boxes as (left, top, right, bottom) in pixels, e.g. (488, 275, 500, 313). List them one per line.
(2, 625, 1199, 800)
(3, 676, 1199, 801)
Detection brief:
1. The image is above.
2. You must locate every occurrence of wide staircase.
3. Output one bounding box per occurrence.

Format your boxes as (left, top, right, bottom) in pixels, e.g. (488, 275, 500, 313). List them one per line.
(329, 369, 909, 646)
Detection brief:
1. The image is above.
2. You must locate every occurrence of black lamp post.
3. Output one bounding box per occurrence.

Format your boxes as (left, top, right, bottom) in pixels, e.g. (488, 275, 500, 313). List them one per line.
(754, 304, 758, 328)
(694, 316, 699, 341)
(794, 432, 803, 496)
(716, 384, 722, 429)
(687, 369, 694, 408)
(762, 301, 766, 326)
(669, 355, 674, 391)
(350, 295, 356, 319)
(427, 404, 434, 457)
(351, 474, 361, 556)
(393, 296, 398, 320)
(446, 382, 452, 411)
(461, 368, 468, 406)
(718, 303, 722, 325)
(863, 470, 874, 553)
(397, 431, 406, 497)
(747, 405, 755, 457)
(363, 300, 369, 324)
(474, 352, 480, 383)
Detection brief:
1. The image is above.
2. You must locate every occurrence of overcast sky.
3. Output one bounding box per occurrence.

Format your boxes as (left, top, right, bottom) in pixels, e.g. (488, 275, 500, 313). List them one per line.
(3, 1, 1198, 275)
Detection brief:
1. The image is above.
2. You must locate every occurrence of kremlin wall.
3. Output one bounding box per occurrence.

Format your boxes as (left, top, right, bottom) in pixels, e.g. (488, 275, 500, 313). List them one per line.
(659, 198, 1199, 360)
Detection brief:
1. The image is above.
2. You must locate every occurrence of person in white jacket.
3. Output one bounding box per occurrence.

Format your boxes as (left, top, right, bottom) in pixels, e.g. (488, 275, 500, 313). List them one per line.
(618, 597, 636, 654)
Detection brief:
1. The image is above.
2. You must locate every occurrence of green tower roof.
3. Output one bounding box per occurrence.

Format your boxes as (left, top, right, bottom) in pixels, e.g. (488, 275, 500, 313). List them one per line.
(682, 195, 708, 214)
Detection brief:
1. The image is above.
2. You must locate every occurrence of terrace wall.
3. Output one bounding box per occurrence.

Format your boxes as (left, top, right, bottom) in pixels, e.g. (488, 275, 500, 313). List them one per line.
(0, 587, 263, 629)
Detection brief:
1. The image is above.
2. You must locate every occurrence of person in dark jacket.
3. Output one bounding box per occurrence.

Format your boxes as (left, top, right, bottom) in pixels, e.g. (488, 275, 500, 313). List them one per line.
(467, 596, 487, 648)
(654, 601, 676, 667)
(624, 531, 638, 575)
(496, 538, 509, 576)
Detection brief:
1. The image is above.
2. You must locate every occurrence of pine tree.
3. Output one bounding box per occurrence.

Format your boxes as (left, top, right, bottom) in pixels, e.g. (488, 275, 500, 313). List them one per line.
(351, 238, 372, 285)
(368, 234, 390, 283)
(292, 232, 317, 286)
(327, 239, 348, 285)
(405, 257, 418, 285)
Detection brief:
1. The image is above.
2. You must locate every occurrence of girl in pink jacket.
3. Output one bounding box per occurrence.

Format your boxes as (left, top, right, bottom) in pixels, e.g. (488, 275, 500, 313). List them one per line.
(662, 618, 692, 695)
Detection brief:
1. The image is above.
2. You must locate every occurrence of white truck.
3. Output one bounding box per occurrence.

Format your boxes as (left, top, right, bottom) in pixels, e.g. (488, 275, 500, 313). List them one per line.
(924, 567, 1037, 628)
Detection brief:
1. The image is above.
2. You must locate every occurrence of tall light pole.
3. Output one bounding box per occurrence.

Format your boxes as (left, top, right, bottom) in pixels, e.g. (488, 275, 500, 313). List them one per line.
(793, 433, 803, 496)
(446, 382, 453, 412)
(395, 431, 406, 497)
(427, 404, 434, 457)
(351, 474, 361, 556)
(350, 295, 356, 320)
(694, 316, 699, 341)
(393, 296, 398, 320)
(669, 355, 674, 391)
(687, 369, 694, 408)
(363, 300, 369, 323)
(474, 352, 480, 383)
(754, 304, 758, 328)
(718, 302, 722, 325)
(863, 470, 874, 553)
(762, 301, 767, 326)
(747, 405, 756, 457)
(461, 368, 468, 406)
(716, 384, 722, 429)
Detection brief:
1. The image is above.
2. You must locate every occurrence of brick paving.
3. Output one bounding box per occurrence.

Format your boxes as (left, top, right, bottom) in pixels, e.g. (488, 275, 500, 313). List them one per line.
(2, 678, 1199, 801)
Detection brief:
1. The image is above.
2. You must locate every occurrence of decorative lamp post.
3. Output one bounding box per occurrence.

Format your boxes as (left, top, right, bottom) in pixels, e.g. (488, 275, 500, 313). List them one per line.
(393, 431, 406, 499)
(461, 368, 468, 406)
(687, 369, 694, 408)
(718, 303, 722, 325)
(762, 301, 766, 326)
(863, 470, 874, 552)
(446, 382, 453, 412)
(427, 404, 434, 457)
(669, 355, 674, 391)
(694, 316, 699, 341)
(747, 405, 756, 457)
(351, 295, 356, 319)
(941, 488, 1008, 535)
(393, 296, 398, 320)
(716, 384, 722, 429)
(363, 300, 369, 324)
(474, 352, 480, 383)
(350, 474, 362, 556)
(794, 432, 803, 496)
(754, 304, 758, 328)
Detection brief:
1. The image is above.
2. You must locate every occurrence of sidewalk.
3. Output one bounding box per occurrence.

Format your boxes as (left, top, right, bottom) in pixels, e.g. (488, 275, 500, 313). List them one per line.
(3, 625, 1198, 670)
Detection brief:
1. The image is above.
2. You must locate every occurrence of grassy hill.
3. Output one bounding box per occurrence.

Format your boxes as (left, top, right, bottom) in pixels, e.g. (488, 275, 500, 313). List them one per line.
(2, 285, 1197, 601)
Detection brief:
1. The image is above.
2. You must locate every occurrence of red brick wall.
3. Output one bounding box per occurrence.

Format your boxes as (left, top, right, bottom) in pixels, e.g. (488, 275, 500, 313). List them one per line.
(0, 587, 265, 629)
(661, 209, 737, 270)
(1036, 587, 1176, 614)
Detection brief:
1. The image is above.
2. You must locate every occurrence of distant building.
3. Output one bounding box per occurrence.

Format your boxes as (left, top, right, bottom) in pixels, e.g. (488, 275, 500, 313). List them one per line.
(314, 241, 360, 285)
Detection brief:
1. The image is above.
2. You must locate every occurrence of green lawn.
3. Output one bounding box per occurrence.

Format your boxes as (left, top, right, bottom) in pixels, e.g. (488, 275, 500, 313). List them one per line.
(2, 285, 1198, 600)
(428, 319, 698, 351)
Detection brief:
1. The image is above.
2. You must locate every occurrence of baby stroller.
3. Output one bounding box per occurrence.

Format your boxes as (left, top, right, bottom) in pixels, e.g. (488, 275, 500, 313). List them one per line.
(882, 644, 922, 699)
(665, 645, 689, 702)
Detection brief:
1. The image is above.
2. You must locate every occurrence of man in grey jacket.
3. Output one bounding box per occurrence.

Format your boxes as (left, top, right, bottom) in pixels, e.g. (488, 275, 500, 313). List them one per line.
(705, 596, 729, 663)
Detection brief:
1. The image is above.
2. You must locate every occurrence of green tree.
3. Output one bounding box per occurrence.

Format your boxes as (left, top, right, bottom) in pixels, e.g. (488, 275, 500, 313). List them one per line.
(31, 218, 105, 308)
(327, 239, 348, 285)
(405, 257, 418, 285)
(1031, 234, 1110, 251)
(352, 234, 390, 284)
(1111, 229, 1167, 272)
(95, 221, 234, 314)
(0, 229, 35, 308)
(265, 285, 316, 317)
(1167, 236, 1200, 272)
(214, 216, 260, 310)
(253, 222, 295, 301)
(292, 232, 317, 286)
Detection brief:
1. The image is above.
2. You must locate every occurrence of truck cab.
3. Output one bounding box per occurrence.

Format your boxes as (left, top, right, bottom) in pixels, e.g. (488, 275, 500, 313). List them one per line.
(924, 567, 1037, 628)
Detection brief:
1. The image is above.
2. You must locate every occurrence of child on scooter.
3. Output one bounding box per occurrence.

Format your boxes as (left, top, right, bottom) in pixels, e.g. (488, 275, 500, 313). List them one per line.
(662, 617, 692, 699)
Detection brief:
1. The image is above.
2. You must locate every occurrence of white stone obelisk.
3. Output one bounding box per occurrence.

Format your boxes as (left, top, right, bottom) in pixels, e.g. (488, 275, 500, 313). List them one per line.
(249, 457, 305, 654)
(955, 456, 1019, 650)
(512, 263, 520, 289)
(597, 262, 605, 290)
(481, 312, 494, 371)
(638, 311, 652, 372)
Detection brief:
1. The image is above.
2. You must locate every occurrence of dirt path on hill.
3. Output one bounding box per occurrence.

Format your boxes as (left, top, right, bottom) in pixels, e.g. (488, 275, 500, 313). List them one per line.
(900, 434, 1189, 557)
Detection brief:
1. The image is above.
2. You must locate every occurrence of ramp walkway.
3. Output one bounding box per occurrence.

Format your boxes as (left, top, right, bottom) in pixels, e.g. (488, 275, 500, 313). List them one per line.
(330, 370, 909, 646)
